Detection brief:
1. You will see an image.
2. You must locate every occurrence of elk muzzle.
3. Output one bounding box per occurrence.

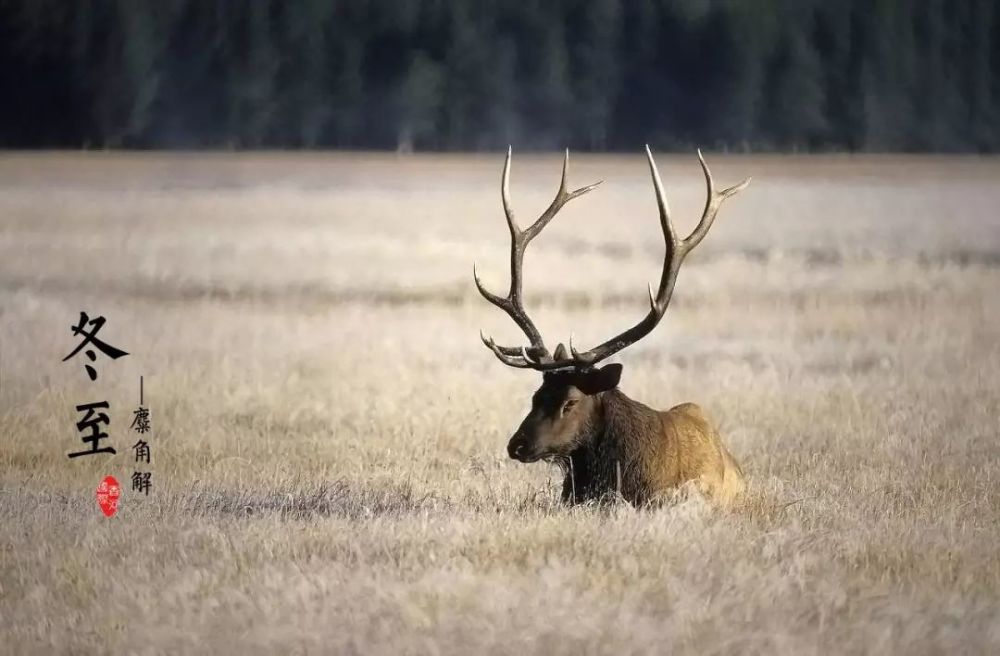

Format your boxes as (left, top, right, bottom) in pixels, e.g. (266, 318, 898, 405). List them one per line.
(507, 431, 541, 463)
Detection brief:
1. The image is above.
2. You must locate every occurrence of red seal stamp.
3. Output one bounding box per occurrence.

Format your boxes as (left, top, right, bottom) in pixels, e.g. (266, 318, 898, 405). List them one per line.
(96, 475, 121, 517)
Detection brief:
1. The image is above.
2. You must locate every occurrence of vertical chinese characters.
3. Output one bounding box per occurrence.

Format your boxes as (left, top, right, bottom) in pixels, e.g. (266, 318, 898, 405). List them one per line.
(63, 312, 129, 460)
(131, 375, 152, 496)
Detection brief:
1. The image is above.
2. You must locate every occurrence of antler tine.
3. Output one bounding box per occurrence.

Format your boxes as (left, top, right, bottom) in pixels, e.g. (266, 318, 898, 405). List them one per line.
(473, 262, 506, 307)
(501, 145, 518, 237)
(475, 147, 602, 370)
(476, 264, 545, 361)
(561, 149, 604, 201)
(645, 144, 678, 249)
(482, 333, 534, 368)
(682, 148, 751, 253)
(479, 330, 526, 357)
(522, 149, 603, 241)
(557, 148, 570, 195)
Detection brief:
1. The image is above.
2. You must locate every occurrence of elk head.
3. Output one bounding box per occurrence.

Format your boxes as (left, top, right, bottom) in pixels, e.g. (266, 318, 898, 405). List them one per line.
(475, 147, 750, 464)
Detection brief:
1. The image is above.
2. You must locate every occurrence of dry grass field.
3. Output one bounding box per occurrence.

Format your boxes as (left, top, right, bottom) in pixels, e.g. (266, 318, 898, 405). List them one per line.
(1, 151, 999, 654)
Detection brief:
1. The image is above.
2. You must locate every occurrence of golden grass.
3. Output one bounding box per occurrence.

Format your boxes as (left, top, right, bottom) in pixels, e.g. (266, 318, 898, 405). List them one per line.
(1, 152, 999, 654)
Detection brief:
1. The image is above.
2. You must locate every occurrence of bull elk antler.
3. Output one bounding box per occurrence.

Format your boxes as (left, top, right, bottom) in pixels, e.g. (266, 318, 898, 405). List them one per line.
(475, 146, 750, 371)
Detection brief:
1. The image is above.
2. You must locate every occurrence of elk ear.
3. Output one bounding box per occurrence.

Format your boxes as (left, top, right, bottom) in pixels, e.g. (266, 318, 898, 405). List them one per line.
(577, 363, 622, 395)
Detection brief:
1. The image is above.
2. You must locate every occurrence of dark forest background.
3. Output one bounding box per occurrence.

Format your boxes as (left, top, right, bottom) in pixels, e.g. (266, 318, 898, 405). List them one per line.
(1, 0, 998, 152)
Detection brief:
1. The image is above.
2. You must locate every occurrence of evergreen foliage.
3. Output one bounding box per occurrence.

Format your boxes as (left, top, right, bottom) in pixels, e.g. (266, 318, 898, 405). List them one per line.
(0, 0, 996, 151)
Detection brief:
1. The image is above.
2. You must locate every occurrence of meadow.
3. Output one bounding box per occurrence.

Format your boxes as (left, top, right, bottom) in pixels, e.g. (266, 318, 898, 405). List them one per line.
(1, 151, 999, 654)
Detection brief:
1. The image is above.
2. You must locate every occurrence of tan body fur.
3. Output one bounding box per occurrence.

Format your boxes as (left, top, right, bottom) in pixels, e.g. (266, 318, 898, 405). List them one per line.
(558, 389, 744, 506)
(653, 402, 745, 505)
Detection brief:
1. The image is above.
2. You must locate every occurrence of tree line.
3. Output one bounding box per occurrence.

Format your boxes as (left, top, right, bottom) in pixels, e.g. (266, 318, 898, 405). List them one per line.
(0, 0, 997, 152)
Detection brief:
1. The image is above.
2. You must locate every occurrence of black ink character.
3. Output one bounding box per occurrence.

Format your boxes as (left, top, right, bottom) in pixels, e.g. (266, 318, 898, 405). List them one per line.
(132, 471, 152, 496)
(131, 406, 151, 434)
(133, 439, 151, 464)
(63, 312, 129, 381)
(68, 401, 116, 458)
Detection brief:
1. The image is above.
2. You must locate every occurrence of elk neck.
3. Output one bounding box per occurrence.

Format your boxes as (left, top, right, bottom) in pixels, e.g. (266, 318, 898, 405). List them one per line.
(562, 387, 663, 503)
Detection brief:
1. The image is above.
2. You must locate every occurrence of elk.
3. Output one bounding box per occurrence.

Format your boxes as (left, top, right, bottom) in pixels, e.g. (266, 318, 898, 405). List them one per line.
(474, 146, 750, 506)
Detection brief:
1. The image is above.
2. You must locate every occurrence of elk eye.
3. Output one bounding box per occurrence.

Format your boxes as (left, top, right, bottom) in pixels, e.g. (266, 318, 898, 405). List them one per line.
(562, 399, 578, 415)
